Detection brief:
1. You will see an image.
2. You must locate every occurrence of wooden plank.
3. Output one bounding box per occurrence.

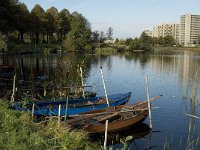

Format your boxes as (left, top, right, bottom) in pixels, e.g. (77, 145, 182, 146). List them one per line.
(98, 112, 120, 123)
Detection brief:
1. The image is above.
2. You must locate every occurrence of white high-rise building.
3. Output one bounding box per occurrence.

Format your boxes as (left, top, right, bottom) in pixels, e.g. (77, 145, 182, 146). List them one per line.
(179, 14, 200, 47)
(152, 23, 179, 43)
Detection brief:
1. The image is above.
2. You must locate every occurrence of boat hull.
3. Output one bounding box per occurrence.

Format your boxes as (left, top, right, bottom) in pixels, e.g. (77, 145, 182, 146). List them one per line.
(13, 92, 131, 116)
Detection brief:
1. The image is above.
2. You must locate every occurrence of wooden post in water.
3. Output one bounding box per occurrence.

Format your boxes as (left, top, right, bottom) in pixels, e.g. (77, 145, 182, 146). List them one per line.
(100, 66, 109, 107)
(11, 74, 16, 103)
(58, 104, 61, 126)
(32, 103, 35, 118)
(104, 120, 109, 150)
(80, 67, 85, 98)
(44, 82, 46, 96)
(146, 75, 152, 129)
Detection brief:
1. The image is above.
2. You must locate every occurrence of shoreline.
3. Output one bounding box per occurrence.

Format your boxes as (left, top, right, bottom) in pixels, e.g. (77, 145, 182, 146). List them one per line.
(153, 46, 200, 51)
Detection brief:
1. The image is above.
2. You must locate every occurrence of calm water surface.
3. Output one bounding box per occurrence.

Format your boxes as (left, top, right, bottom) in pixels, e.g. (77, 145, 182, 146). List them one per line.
(1, 50, 200, 149)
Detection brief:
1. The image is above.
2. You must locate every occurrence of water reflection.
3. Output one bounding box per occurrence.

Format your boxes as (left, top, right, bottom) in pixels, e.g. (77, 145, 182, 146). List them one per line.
(1, 50, 200, 149)
(90, 123, 152, 149)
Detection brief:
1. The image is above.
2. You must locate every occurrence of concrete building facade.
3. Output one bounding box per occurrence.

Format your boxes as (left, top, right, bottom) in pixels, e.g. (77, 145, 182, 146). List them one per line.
(152, 23, 179, 43)
(179, 14, 200, 47)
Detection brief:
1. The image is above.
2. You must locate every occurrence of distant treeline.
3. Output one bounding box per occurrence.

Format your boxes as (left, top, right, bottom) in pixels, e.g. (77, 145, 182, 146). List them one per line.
(0, 0, 106, 52)
(114, 32, 177, 51)
(0, 0, 178, 53)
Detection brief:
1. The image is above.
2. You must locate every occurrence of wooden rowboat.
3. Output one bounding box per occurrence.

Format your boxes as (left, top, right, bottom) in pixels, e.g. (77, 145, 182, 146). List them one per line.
(67, 95, 162, 134)
(13, 92, 131, 116)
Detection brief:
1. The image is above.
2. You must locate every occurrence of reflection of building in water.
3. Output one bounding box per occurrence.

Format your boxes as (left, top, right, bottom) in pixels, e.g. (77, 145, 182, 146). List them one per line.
(179, 51, 190, 80)
(149, 52, 178, 76)
(149, 51, 198, 89)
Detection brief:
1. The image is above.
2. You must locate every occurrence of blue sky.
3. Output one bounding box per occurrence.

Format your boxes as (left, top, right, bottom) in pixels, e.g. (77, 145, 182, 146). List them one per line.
(20, 0, 200, 39)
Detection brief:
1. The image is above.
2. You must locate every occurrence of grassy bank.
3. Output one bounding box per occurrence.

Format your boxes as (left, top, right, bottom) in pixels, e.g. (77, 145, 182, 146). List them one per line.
(6, 44, 62, 54)
(95, 47, 117, 54)
(0, 100, 97, 150)
(154, 46, 200, 51)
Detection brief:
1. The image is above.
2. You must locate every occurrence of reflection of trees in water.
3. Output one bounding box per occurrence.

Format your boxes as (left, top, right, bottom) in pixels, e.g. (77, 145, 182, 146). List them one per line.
(0, 54, 93, 98)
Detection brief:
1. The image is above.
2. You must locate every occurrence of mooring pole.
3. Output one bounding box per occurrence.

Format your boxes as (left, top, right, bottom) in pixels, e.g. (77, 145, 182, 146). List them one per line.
(146, 75, 152, 129)
(80, 67, 85, 98)
(11, 74, 16, 103)
(104, 120, 109, 150)
(58, 104, 61, 126)
(100, 66, 109, 107)
(31, 103, 35, 118)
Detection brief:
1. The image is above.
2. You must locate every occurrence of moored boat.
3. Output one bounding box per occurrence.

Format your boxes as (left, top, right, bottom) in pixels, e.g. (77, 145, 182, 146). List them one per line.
(13, 92, 131, 116)
(67, 95, 162, 134)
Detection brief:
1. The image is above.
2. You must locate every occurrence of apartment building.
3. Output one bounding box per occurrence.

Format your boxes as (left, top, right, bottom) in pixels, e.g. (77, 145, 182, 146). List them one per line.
(179, 14, 200, 46)
(152, 23, 179, 43)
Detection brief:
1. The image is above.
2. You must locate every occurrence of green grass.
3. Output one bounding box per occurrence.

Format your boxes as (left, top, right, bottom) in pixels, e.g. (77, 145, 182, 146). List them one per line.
(95, 47, 117, 54)
(8, 43, 61, 53)
(0, 100, 97, 150)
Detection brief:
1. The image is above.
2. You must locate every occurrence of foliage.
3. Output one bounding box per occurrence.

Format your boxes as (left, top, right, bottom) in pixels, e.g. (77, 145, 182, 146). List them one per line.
(62, 12, 92, 52)
(106, 27, 113, 40)
(14, 2, 30, 43)
(0, 1, 93, 52)
(55, 9, 71, 42)
(163, 35, 176, 46)
(0, 33, 8, 52)
(0, 100, 97, 149)
(117, 32, 178, 51)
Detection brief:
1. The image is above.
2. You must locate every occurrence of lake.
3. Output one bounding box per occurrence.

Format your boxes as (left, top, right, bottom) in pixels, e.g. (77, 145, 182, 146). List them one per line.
(1, 50, 200, 149)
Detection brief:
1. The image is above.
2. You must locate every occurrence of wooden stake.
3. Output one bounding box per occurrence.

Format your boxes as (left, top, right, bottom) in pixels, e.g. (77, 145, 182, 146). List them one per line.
(100, 66, 109, 107)
(146, 75, 152, 129)
(11, 74, 16, 103)
(80, 67, 85, 98)
(104, 120, 109, 150)
(44, 82, 46, 96)
(58, 104, 61, 126)
(32, 103, 35, 118)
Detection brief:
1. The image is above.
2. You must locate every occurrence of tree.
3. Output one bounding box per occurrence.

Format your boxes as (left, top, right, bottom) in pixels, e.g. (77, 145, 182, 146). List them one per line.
(15, 3, 30, 43)
(157, 36, 164, 46)
(91, 31, 99, 43)
(63, 12, 92, 52)
(114, 38, 119, 44)
(129, 38, 140, 50)
(0, 33, 7, 52)
(55, 9, 71, 42)
(163, 35, 175, 46)
(0, 0, 19, 34)
(138, 32, 153, 50)
(125, 38, 132, 46)
(106, 27, 113, 40)
(31, 4, 45, 43)
(46, 7, 58, 18)
(45, 7, 58, 43)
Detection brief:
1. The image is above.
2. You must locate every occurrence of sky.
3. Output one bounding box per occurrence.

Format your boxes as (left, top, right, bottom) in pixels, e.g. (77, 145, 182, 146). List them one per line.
(19, 0, 200, 39)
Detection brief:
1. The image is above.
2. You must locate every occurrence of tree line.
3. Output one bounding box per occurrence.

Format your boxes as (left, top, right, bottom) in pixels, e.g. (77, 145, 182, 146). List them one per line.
(0, 0, 110, 52)
(115, 32, 177, 51)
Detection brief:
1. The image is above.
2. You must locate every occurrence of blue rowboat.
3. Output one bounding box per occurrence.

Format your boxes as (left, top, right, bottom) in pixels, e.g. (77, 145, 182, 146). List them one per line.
(13, 92, 131, 116)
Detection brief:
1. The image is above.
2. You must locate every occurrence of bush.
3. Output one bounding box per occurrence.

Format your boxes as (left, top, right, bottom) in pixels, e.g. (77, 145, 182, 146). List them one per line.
(0, 34, 8, 52)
